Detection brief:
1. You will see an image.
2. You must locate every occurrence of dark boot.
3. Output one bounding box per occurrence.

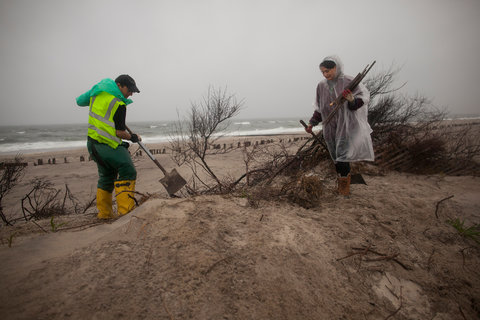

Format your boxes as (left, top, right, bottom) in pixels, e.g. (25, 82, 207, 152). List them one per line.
(337, 174, 351, 196)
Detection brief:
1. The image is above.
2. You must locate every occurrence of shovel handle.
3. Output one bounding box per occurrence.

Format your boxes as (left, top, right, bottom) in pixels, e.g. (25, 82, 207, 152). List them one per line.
(300, 120, 323, 144)
(125, 125, 168, 175)
(300, 120, 330, 153)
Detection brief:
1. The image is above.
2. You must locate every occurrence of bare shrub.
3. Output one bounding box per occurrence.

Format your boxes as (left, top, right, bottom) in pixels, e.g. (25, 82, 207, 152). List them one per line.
(363, 65, 480, 174)
(407, 136, 446, 174)
(21, 179, 95, 220)
(365, 65, 446, 143)
(170, 86, 243, 193)
(0, 156, 27, 225)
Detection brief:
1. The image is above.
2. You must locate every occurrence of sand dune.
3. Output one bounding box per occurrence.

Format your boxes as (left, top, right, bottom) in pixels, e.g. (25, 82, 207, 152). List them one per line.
(1, 133, 479, 319)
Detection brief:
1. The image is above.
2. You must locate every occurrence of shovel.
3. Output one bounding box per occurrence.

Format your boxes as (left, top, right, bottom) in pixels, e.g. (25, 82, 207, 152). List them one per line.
(126, 126, 186, 195)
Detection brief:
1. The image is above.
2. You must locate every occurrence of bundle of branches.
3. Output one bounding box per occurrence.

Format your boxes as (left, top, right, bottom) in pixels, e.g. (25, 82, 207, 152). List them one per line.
(324, 61, 376, 125)
(237, 136, 330, 189)
(281, 173, 324, 209)
(237, 170, 325, 209)
(229, 138, 330, 209)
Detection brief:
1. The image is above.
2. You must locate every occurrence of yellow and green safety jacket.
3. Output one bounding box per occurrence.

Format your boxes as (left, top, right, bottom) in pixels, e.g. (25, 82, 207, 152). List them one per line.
(88, 92, 124, 149)
(76, 78, 133, 149)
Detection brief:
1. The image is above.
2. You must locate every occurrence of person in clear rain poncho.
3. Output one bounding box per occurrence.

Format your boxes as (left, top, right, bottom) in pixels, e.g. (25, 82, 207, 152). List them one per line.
(305, 55, 374, 195)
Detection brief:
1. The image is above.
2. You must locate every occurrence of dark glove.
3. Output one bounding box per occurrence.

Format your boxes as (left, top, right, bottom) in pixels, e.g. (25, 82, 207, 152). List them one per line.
(130, 133, 139, 143)
(347, 97, 364, 111)
(305, 124, 313, 134)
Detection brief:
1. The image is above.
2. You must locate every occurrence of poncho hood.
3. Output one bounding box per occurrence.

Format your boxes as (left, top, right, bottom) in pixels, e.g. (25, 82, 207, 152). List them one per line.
(76, 78, 133, 106)
(322, 55, 344, 81)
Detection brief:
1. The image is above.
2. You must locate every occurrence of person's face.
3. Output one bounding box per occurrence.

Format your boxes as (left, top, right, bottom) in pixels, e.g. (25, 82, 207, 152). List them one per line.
(320, 66, 337, 81)
(118, 84, 133, 98)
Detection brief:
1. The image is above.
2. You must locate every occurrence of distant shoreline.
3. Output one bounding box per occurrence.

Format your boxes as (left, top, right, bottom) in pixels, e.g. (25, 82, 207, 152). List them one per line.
(0, 132, 310, 164)
(1, 117, 479, 159)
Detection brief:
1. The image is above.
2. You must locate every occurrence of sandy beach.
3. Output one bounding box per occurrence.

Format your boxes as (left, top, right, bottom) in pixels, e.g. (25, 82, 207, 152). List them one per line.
(1, 128, 479, 319)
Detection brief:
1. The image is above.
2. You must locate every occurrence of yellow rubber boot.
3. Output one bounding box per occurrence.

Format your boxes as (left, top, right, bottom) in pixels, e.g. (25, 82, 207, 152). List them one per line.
(337, 174, 351, 196)
(115, 180, 136, 216)
(97, 189, 114, 219)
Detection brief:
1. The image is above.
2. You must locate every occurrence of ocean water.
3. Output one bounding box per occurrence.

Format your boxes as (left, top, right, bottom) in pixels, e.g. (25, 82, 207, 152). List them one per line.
(0, 118, 307, 155)
(3, 114, 478, 155)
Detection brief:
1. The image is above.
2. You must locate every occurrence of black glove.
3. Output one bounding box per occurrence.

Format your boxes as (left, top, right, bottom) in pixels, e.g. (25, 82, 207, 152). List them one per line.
(130, 133, 139, 143)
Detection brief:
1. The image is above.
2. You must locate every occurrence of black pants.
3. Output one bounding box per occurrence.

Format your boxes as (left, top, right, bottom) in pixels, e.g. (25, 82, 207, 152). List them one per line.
(335, 162, 350, 177)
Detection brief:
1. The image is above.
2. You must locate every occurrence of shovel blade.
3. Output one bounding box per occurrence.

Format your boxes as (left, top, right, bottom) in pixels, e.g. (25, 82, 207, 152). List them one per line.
(350, 173, 367, 185)
(159, 168, 187, 195)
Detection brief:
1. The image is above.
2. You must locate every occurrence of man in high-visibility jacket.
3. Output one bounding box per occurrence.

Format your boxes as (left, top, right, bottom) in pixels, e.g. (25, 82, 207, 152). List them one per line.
(76, 74, 141, 219)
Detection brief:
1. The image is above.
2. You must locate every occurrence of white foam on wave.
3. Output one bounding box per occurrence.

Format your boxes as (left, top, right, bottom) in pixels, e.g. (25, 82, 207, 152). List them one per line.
(0, 140, 87, 155)
(0, 126, 311, 154)
(125, 126, 308, 144)
(141, 135, 173, 144)
(234, 121, 251, 125)
(222, 126, 306, 136)
(446, 116, 480, 121)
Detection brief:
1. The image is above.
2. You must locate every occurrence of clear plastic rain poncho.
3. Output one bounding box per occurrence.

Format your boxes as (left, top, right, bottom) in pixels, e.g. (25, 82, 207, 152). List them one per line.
(314, 55, 374, 162)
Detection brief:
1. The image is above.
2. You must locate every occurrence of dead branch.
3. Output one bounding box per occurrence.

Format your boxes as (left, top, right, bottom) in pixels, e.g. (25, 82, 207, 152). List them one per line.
(31, 220, 48, 233)
(346, 246, 412, 270)
(203, 256, 232, 275)
(364, 253, 399, 262)
(435, 195, 454, 219)
(337, 244, 372, 261)
(384, 287, 403, 320)
(82, 196, 97, 214)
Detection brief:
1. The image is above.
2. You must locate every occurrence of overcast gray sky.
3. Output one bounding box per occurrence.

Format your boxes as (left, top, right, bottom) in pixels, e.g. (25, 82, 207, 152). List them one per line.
(1, 0, 479, 126)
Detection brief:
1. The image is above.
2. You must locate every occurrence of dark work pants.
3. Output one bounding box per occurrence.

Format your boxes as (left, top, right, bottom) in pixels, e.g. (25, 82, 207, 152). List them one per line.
(87, 139, 137, 192)
(335, 162, 350, 177)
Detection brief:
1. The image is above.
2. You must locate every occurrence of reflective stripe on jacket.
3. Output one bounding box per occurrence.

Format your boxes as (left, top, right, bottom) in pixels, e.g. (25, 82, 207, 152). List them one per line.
(88, 92, 124, 149)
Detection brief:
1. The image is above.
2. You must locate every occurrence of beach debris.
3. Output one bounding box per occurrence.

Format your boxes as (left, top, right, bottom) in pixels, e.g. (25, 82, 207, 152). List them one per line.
(281, 174, 323, 209)
(337, 245, 412, 271)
